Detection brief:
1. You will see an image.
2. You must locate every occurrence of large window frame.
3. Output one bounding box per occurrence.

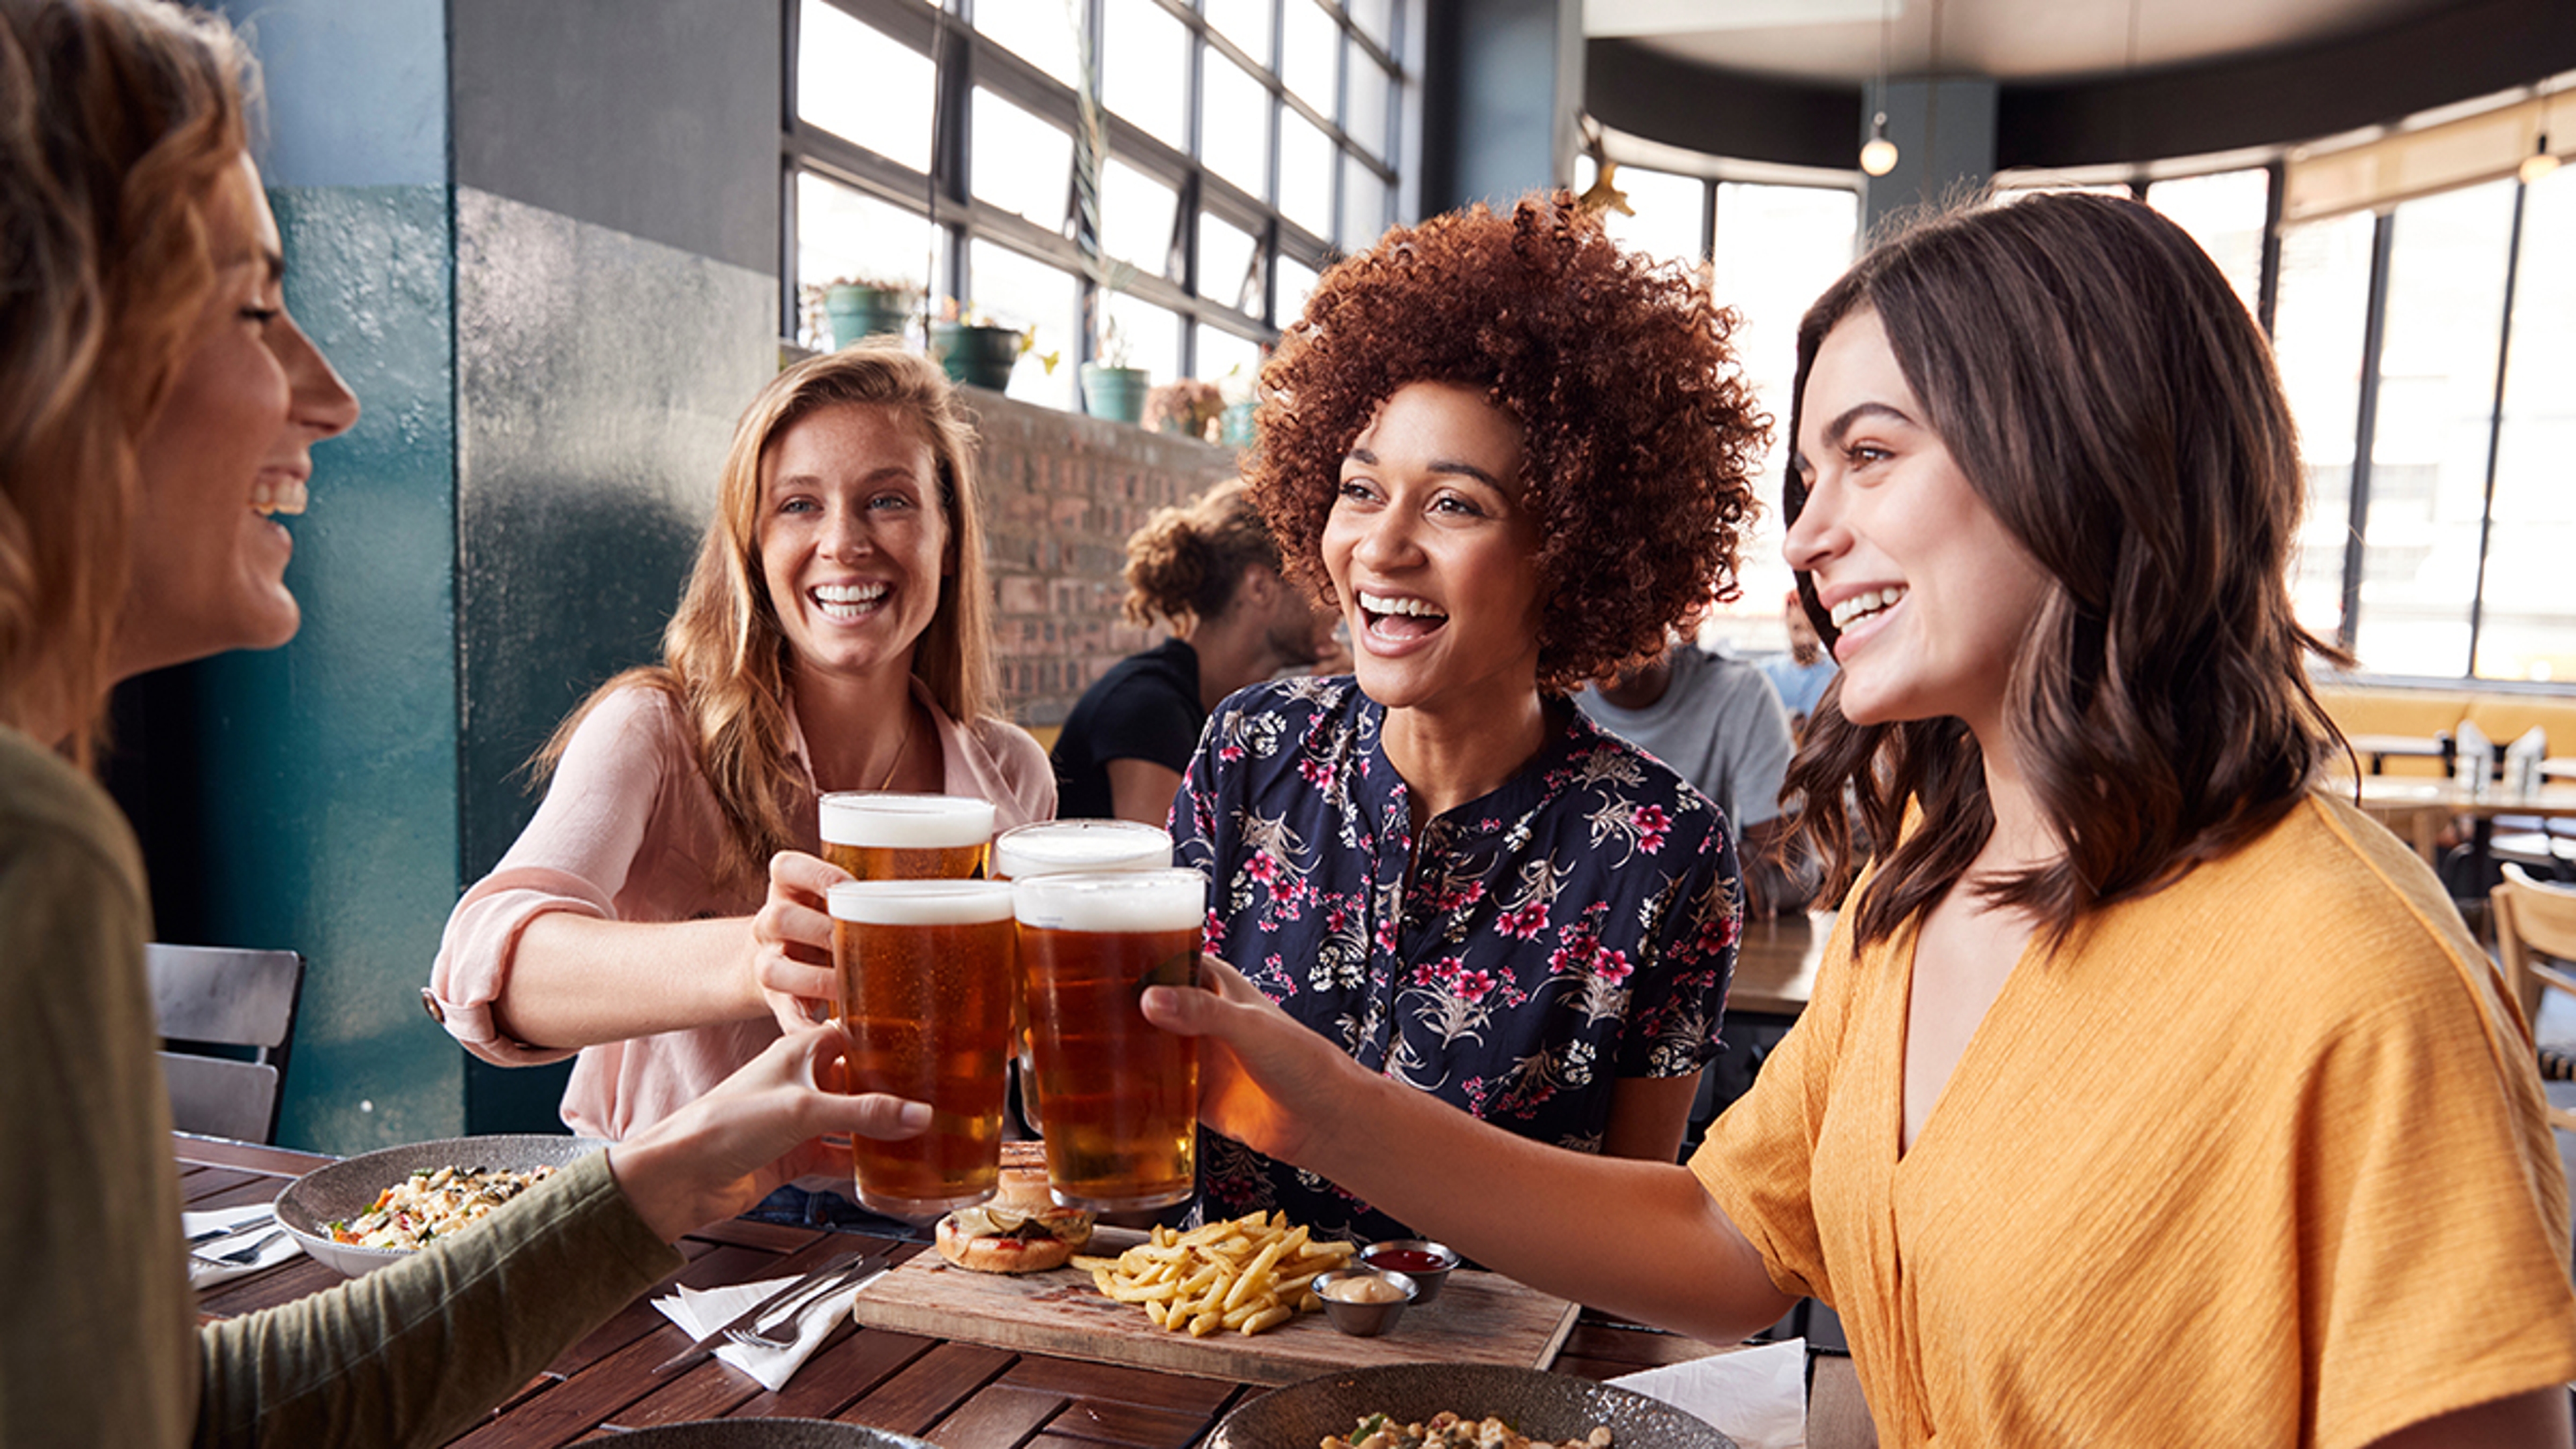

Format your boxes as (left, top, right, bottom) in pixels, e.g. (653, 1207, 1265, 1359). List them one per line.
(782, 0, 1409, 387)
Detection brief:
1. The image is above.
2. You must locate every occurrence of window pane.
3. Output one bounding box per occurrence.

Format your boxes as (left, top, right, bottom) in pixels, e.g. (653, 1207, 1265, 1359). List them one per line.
(798, 0, 933, 171)
(1104, 0, 1188, 150)
(1201, 52, 1270, 197)
(2479, 164, 2576, 682)
(1345, 0, 1392, 50)
(1279, 0, 1337, 115)
(967, 239, 1080, 410)
(1199, 209, 1259, 312)
(971, 87, 1073, 227)
(1195, 323, 1263, 394)
(973, 0, 1080, 87)
(2145, 168, 2268, 319)
(1205, 0, 1272, 70)
(2351, 180, 2516, 677)
(2271, 211, 2375, 645)
(1275, 252, 1320, 325)
(1704, 182, 1860, 643)
(796, 172, 938, 347)
(1277, 109, 1332, 234)
(1598, 164, 1705, 267)
(1339, 151, 1386, 253)
(1344, 49, 1391, 160)
(1102, 158, 1179, 278)
(1104, 292, 1183, 384)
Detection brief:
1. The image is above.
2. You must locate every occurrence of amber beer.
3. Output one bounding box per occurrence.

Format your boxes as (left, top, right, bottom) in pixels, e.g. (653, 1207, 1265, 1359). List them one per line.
(818, 792, 996, 881)
(991, 820, 1173, 1131)
(830, 878, 1016, 1216)
(1013, 868, 1204, 1211)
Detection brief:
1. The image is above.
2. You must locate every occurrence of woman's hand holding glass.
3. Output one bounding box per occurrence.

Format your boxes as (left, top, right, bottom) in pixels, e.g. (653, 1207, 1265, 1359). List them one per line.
(750, 849, 849, 1032)
(1138, 955, 1357, 1169)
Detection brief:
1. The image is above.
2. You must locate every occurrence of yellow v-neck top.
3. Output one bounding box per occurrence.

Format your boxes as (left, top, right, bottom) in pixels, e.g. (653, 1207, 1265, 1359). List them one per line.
(1693, 789, 2576, 1447)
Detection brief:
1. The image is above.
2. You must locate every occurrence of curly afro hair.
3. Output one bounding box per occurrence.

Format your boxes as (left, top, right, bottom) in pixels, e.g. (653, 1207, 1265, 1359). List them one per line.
(1246, 192, 1766, 693)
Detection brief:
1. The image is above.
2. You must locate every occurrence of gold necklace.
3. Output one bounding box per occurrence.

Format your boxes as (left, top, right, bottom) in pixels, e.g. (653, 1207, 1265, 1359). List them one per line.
(873, 705, 914, 790)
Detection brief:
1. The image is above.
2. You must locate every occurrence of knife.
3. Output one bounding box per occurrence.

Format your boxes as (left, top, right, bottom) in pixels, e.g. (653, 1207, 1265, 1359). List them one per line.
(651, 1246, 892, 1374)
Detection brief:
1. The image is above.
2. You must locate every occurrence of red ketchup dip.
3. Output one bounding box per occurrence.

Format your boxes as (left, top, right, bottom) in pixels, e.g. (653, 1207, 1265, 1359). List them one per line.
(1364, 1248, 1448, 1274)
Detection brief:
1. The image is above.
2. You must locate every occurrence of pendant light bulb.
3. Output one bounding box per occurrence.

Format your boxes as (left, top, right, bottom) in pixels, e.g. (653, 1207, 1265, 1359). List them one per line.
(1860, 113, 1900, 177)
(2523, 132, 2561, 185)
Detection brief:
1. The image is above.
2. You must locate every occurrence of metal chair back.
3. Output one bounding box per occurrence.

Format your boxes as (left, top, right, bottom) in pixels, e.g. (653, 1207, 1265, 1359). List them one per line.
(148, 944, 303, 1142)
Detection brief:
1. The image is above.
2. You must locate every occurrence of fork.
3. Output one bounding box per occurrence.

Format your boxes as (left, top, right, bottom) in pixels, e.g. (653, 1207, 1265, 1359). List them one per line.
(192, 1228, 287, 1267)
(722, 1255, 882, 1351)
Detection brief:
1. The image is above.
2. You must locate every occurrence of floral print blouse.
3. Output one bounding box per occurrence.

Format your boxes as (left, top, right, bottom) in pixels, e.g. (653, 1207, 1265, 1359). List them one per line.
(1173, 677, 1742, 1244)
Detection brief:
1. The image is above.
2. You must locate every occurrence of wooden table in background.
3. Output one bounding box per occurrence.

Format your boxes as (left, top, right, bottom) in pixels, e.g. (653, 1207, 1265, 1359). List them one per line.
(176, 1135, 1738, 1446)
(2341, 776, 2576, 871)
(1730, 910, 1831, 1018)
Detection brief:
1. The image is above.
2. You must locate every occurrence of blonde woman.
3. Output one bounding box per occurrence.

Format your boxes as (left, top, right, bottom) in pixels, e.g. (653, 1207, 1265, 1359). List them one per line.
(429, 345, 1054, 1149)
(0, 2, 926, 1440)
(1051, 480, 1336, 824)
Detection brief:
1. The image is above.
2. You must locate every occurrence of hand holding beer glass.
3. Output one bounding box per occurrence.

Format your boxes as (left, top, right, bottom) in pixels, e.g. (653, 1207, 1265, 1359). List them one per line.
(1013, 868, 1205, 1212)
(830, 877, 1017, 1215)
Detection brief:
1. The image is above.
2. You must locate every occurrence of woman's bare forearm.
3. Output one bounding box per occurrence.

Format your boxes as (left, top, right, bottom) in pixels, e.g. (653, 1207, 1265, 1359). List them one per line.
(492, 912, 765, 1051)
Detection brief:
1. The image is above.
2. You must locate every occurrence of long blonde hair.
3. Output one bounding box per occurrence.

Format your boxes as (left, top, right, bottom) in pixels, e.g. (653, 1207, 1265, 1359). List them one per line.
(540, 341, 999, 883)
(0, 0, 253, 765)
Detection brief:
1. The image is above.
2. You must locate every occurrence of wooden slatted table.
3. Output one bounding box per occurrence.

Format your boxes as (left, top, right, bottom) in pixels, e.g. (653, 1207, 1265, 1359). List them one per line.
(176, 1134, 1741, 1446)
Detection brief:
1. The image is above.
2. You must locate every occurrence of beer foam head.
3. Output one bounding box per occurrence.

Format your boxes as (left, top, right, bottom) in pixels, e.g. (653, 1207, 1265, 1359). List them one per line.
(1012, 867, 1206, 932)
(993, 819, 1173, 879)
(817, 792, 996, 849)
(828, 878, 1018, 925)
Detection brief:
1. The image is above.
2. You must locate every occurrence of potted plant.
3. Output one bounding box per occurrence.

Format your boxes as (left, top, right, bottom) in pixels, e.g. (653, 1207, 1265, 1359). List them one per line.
(1078, 308, 1150, 424)
(1217, 358, 1261, 447)
(1142, 377, 1224, 442)
(929, 298, 1041, 391)
(800, 274, 920, 350)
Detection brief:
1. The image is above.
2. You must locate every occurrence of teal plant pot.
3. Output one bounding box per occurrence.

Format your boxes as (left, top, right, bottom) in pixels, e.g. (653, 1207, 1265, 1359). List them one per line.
(1081, 363, 1151, 425)
(930, 322, 1023, 390)
(1220, 398, 1258, 447)
(824, 286, 910, 349)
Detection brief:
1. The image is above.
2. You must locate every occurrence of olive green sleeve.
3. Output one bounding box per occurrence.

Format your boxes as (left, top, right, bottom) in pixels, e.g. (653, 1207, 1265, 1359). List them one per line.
(193, 1148, 684, 1449)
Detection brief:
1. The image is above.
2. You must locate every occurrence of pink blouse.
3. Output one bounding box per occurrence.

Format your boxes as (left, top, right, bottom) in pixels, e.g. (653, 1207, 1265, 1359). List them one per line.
(427, 680, 1054, 1139)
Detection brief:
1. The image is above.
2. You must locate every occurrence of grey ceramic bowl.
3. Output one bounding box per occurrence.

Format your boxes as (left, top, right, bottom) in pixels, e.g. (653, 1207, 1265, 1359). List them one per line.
(604, 1421, 938, 1448)
(1311, 1267, 1417, 1337)
(272, 1134, 608, 1277)
(1208, 1362, 1741, 1449)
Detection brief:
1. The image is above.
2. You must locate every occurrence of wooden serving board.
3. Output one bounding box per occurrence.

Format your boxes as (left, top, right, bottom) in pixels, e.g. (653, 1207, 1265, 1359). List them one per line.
(850, 1228, 1580, 1386)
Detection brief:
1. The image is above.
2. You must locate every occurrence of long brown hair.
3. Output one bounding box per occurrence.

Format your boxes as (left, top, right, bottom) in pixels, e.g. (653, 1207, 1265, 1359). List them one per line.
(0, 0, 252, 765)
(539, 341, 998, 883)
(1780, 193, 2350, 946)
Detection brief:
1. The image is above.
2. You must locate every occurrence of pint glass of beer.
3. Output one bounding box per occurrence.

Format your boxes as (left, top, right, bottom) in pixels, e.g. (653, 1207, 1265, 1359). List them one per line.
(1012, 868, 1205, 1212)
(830, 878, 1016, 1216)
(819, 792, 996, 881)
(991, 818, 1172, 881)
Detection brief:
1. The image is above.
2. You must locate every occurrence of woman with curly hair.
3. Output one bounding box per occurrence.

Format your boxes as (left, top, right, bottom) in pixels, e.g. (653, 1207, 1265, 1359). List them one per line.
(1167, 193, 1766, 1245)
(1146, 193, 2575, 1444)
(429, 342, 1054, 1154)
(1, 1, 930, 1439)
(1051, 479, 1337, 824)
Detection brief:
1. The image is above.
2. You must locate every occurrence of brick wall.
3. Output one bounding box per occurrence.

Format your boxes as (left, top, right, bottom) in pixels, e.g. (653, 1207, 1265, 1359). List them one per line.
(964, 385, 1242, 727)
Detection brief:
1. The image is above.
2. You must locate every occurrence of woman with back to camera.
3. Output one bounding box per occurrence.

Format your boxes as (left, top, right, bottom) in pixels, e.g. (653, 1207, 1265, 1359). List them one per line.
(428, 343, 1055, 1154)
(0, 2, 927, 1441)
(1051, 479, 1336, 825)
(1169, 195, 1765, 1246)
(1145, 191, 2576, 1444)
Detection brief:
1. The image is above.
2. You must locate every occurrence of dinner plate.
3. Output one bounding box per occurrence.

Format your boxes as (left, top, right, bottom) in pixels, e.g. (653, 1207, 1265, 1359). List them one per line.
(1208, 1362, 1739, 1449)
(601, 1421, 938, 1448)
(272, 1134, 608, 1277)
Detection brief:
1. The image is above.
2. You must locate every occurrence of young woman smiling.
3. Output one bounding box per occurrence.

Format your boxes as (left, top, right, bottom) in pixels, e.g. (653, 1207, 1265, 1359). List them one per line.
(428, 344, 1054, 1148)
(0, 3, 930, 1440)
(1144, 193, 2576, 1446)
(1169, 195, 1768, 1246)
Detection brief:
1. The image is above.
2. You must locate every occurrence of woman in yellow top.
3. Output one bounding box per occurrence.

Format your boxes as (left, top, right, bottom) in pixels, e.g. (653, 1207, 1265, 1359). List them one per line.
(1142, 193, 2576, 1444)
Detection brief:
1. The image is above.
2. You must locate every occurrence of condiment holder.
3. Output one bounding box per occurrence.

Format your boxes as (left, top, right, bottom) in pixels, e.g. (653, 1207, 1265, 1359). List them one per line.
(1360, 1238, 1460, 1305)
(1311, 1267, 1418, 1336)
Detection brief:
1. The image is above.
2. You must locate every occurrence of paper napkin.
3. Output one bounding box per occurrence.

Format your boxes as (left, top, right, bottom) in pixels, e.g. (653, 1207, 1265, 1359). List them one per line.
(182, 1202, 302, 1288)
(1609, 1337, 1807, 1449)
(651, 1267, 881, 1392)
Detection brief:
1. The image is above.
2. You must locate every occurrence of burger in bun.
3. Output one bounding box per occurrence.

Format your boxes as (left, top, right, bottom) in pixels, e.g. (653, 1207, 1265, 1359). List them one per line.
(935, 1142, 1095, 1273)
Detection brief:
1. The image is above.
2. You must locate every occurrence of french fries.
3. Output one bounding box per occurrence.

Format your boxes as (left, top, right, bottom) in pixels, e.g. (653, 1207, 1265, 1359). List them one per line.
(1073, 1211, 1354, 1337)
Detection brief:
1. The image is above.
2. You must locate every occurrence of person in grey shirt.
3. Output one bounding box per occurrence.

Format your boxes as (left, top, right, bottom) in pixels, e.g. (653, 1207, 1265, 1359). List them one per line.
(1578, 639, 1816, 918)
